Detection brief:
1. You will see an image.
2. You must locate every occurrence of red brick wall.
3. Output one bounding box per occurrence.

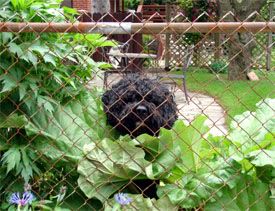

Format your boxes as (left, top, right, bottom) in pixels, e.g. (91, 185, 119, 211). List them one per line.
(72, 0, 91, 11)
(71, 0, 123, 13)
(62, 0, 124, 19)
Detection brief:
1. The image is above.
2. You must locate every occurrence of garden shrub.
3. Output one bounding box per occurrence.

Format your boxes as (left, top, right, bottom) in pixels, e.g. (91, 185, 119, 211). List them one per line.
(178, 0, 193, 10)
(0, 0, 115, 210)
(209, 59, 228, 74)
(143, 0, 173, 5)
(125, 0, 140, 10)
(78, 98, 275, 210)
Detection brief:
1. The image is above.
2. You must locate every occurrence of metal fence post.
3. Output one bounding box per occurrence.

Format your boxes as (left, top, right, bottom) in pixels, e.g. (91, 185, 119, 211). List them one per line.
(214, 33, 221, 61)
(165, 3, 171, 71)
(266, 0, 275, 71)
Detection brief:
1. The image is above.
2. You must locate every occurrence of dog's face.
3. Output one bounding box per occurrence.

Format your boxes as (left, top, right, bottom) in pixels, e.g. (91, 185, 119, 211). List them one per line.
(102, 76, 178, 137)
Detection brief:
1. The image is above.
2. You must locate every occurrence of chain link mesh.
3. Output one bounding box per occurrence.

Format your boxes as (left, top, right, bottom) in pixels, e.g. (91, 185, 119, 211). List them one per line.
(0, 1, 274, 210)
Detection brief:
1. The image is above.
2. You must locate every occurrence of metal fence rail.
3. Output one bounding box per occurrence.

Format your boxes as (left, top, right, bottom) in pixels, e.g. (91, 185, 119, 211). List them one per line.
(1, 21, 275, 34)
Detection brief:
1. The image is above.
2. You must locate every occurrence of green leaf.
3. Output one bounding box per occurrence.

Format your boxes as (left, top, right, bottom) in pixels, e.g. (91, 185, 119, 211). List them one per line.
(77, 140, 151, 202)
(21, 51, 38, 67)
(29, 42, 50, 55)
(37, 96, 55, 113)
(0, 113, 28, 128)
(0, 75, 17, 93)
(77, 116, 211, 204)
(157, 160, 243, 209)
(29, 82, 38, 98)
(157, 184, 188, 206)
(19, 83, 27, 100)
(247, 149, 275, 168)
(229, 98, 275, 147)
(1, 144, 40, 182)
(8, 42, 23, 57)
(25, 94, 107, 162)
(43, 53, 56, 66)
(73, 34, 117, 50)
(0, 68, 23, 93)
(199, 135, 230, 160)
(97, 62, 113, 69)
(1, 32, 13, 44)
(1, 147, 21, 174)
(171, 116, 209, 173)
(205, 175, 275, 211)
(136, 127, 182, 179)
(21, 148, 34, 181)
(10, 0, 18, 9)
(0, 7, 12, 19)
(62, 6, 78, 15)
(53, 207, 71, 211)
(228, 99, 275, 174)
(271, 178, 275, 199)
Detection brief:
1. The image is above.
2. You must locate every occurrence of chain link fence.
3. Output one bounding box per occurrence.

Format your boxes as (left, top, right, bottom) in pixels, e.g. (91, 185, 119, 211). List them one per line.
(0, 1, 275, 210)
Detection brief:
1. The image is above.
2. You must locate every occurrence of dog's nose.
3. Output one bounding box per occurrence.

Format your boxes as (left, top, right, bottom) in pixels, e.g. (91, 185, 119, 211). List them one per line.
(136, 105, 148, 114)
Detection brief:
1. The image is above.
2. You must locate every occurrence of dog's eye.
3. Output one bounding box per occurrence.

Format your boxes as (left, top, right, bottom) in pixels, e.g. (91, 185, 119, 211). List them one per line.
(122, 92, 142, 103)
(144, 95, 161, 106)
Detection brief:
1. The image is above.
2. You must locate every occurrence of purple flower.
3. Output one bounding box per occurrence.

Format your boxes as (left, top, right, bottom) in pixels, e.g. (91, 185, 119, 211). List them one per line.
(9, 192, 35, 207)
(114, 193, 132, 205)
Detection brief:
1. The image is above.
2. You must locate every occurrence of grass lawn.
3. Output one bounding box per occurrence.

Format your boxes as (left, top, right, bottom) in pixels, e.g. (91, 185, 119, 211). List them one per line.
(174, 68, 275, 125)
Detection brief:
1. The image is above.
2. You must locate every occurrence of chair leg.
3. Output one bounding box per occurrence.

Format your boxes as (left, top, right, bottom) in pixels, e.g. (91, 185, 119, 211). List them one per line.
(103, 72, 109, 89)
(182, 79, 189, 104)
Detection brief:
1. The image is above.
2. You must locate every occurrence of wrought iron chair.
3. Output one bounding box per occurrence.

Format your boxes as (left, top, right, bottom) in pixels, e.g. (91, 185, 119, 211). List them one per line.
(103, 42, 130, 88)
(156, 45, 194, 103)
(103, 42, 157, 88)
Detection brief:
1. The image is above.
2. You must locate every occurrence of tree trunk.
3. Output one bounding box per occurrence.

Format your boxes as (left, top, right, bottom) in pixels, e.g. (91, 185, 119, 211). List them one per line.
(91, 0, 110, 14)
(227, 33, 256, 80)
(218, 0, 267, 80)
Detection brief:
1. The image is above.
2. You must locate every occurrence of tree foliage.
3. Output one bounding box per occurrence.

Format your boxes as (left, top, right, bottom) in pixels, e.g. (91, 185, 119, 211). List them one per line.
(0, 0, 114, 209)
(217, 0, 268, 80)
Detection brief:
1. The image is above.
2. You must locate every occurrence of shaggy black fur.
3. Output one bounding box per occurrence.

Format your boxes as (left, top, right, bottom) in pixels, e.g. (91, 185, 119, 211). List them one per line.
(102, 75, 178, 137)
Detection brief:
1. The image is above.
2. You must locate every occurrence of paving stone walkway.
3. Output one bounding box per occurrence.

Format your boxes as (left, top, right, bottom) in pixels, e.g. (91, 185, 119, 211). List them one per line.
(89, 73, 228, 136)
(173, 87, 227, 136)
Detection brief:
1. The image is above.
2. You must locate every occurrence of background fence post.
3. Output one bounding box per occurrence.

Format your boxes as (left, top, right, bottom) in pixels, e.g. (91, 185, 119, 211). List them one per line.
(165, 3, 171, 71)
(214, 33, 221, 61)
(266, 0, 274, 71)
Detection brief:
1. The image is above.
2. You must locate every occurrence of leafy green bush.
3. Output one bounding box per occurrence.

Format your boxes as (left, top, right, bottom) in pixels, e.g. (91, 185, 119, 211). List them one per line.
(183, 32, 202, 45)
(0, 0, 114, 105)
(143, 0, 173, 5)
(77, 98, 275, 210)
(209, 60, 228, 74)
(125, 0, 140, 10)
(0, 0, 115, 209)
(178, 0, 219, 47)
(178, 0, 193, 10)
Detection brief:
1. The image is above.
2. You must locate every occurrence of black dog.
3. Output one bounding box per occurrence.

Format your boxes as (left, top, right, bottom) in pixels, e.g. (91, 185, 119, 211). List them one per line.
(101, 75, 178, 137)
